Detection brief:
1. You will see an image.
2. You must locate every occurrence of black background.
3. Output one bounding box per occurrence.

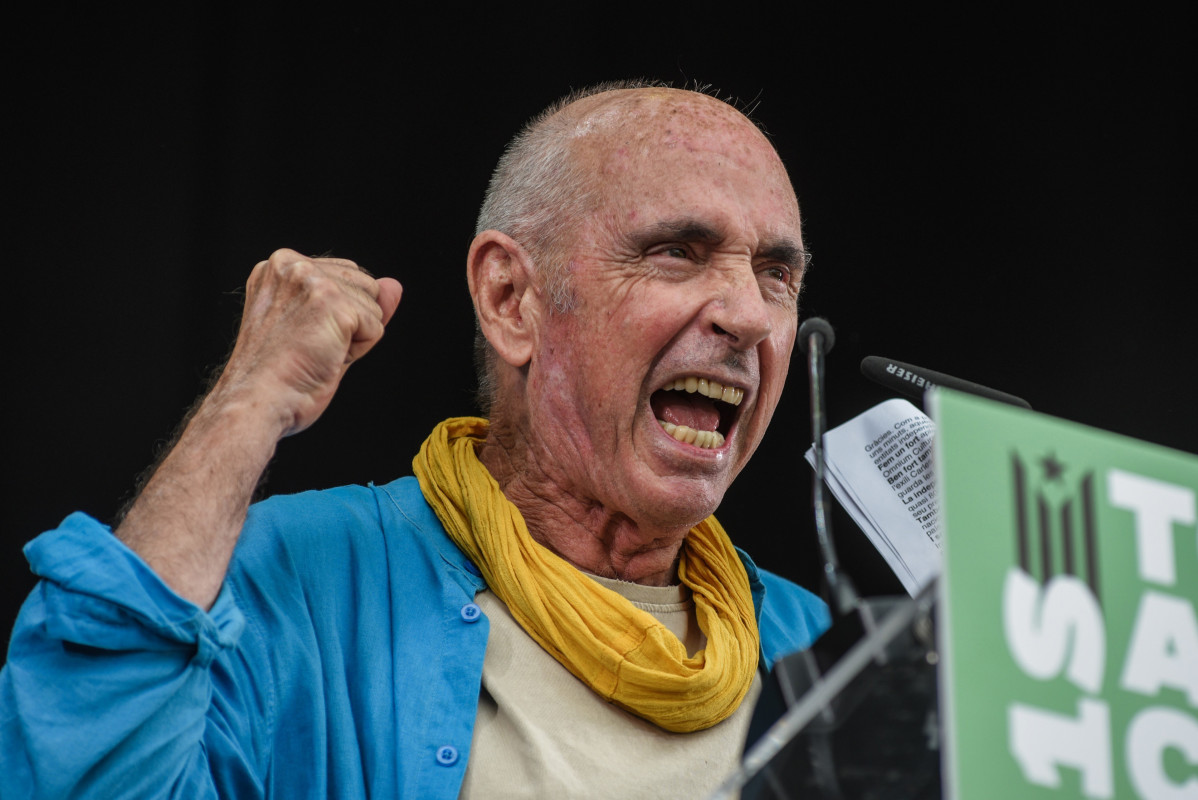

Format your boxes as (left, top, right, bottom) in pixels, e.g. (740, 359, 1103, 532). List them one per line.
(5, 6, 1193, 655)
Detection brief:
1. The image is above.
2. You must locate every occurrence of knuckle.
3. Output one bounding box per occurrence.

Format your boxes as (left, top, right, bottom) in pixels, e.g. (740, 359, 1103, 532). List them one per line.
(265, 249, 313, 281)
(308, 277, 341, 303)
(268, 247, 302, 264)
(281, 261, 322, 293)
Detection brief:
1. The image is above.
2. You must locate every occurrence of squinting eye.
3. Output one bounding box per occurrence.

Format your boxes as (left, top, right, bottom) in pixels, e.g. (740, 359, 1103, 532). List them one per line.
(664, 246, 688, 259)
(762, 265, 789, 282)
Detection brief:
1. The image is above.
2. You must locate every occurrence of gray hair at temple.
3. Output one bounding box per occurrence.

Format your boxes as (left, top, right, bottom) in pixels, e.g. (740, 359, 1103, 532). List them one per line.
(474, 80, 678, 304)
(471, 79, 657, 413)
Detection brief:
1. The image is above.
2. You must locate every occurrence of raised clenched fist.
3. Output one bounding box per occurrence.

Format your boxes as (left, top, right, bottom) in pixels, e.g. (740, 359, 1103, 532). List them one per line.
(214, 248, 403, 438)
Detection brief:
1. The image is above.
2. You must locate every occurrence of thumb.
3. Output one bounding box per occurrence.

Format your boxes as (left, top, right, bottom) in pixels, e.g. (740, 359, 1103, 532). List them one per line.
(377, 277, 403, 325)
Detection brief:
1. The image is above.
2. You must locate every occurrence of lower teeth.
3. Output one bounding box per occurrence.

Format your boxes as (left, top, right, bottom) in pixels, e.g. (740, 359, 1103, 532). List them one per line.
(658, 420, 725, 449)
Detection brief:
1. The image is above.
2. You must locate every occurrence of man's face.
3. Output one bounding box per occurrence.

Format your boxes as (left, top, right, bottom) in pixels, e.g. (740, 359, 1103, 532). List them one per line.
(522, 94, 805, 531)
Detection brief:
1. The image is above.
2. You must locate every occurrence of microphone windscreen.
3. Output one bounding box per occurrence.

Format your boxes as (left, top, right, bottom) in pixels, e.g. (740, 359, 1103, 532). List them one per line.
(860, 355, 1032, 409)
(798, 317, 835, 355)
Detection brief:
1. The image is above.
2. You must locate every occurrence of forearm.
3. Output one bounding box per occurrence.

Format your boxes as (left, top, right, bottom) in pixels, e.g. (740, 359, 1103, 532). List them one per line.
(112, 251, 400, 610)
(1, 250, 400, 798)
(116, 380, 289, 610)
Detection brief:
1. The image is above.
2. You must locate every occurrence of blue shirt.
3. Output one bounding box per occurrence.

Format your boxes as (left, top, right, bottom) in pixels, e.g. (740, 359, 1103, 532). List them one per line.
(1, 477, 830, 799)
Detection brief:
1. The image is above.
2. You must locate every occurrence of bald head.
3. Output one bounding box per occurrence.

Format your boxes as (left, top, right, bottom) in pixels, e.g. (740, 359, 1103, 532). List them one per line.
(555, 86, 779, 162)
(471, 82, 800, 413)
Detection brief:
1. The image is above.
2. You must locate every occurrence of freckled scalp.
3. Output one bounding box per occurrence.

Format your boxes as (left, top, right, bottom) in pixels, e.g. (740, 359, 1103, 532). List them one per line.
(560, 89, 784, 167)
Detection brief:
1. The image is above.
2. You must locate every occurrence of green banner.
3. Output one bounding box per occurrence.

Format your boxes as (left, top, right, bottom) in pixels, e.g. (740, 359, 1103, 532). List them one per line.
(933, 389, 1198, 799)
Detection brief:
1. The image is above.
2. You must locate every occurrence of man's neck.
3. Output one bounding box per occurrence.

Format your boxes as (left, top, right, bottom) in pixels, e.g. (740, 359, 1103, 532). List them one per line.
(477, 427, 688, 587)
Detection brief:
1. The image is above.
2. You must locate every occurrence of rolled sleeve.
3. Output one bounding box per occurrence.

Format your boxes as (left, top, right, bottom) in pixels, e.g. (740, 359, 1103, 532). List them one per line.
(1, 513, 247, 799)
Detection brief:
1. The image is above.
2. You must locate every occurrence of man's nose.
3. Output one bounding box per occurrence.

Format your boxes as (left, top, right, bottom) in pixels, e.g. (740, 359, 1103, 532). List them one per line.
(706, 266, 772, 350)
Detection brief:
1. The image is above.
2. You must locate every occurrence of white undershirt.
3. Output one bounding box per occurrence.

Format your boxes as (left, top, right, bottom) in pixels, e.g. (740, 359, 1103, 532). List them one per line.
(459, 575, 761, 799)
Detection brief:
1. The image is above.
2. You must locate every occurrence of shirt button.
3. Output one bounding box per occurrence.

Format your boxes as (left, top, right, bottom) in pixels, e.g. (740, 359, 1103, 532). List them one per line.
(460, 603, 482, 623)
(436, 745, 459, 766)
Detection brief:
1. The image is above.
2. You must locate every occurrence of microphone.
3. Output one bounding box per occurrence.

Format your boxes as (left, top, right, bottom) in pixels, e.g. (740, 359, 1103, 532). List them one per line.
(860, 355, 1032, 409)
(798, 317, 835, 357)
(730, 322, 943, 799)
(799, 317, 858, 617)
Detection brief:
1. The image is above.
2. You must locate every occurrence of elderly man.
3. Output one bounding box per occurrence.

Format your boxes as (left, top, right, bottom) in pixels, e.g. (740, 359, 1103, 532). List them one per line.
(1, 83, 829, 798)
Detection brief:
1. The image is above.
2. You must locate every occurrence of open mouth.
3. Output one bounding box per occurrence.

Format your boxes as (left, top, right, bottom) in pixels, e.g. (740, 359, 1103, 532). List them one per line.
(649, 376, 745, 450)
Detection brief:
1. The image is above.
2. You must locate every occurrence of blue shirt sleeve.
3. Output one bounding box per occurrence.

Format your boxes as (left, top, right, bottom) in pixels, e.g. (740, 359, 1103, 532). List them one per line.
(0, 513, 254, 799)
(1, 479, 487, 800)
(755, 567, 832, 670)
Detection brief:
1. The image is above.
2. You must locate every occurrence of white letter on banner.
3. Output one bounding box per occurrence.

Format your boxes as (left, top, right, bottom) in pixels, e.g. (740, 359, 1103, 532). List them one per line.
(1009, 698, 1113, 797)
(1107, 469, 1195, 586)
(1121, 591, 1198, 707)
(1126, 707, 1198, 800)
(1003, 568, 1105, 692)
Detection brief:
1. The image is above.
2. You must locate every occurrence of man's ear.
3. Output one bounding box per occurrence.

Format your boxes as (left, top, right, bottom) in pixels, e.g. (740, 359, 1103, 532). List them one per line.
(467, 230, 540, 368)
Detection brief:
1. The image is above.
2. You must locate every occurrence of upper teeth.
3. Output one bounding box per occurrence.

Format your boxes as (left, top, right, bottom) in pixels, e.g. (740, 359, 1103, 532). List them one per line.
(663, 376, 744, 406)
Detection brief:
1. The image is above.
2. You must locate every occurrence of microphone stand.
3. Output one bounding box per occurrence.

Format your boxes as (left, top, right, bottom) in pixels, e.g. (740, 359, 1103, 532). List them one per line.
(802, 318, 858, 617)
(712, 318, 944, 800)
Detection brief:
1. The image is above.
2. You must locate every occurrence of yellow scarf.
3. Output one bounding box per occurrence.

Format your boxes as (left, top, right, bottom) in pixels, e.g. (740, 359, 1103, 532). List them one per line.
(413, 417, 760, 733)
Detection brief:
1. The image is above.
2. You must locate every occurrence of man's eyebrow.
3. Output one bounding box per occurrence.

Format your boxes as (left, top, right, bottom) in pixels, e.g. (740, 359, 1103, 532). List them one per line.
(760, 240, 811, 274)
(630, 219, 723, 247)
(630, 218, 809, 272)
